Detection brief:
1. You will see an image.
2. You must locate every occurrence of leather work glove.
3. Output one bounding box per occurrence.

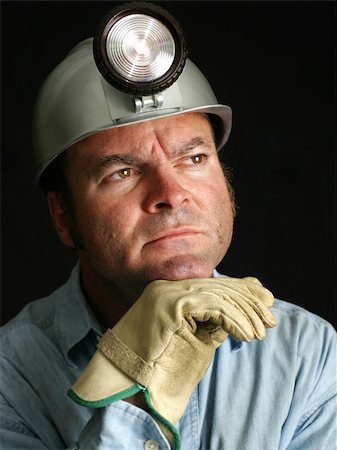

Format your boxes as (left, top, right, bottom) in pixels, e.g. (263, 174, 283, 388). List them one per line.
(69, 277, 277, 447)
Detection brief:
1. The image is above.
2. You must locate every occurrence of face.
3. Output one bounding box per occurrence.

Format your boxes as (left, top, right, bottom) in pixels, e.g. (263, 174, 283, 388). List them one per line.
(60, 113, 234, 298)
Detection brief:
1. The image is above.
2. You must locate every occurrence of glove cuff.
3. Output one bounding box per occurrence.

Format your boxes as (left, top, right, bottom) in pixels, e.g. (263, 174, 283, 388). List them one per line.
(98, 330, 153, 385)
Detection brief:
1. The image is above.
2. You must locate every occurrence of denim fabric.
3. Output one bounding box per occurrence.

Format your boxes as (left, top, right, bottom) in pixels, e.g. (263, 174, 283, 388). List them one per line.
(1, 264, 336, 449)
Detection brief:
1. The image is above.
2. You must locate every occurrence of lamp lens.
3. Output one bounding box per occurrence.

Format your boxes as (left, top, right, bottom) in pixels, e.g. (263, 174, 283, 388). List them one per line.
(106, 14, 175, 83)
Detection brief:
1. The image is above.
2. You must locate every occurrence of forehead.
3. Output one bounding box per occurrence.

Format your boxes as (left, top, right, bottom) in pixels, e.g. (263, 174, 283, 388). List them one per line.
(70, 112, 213, 155)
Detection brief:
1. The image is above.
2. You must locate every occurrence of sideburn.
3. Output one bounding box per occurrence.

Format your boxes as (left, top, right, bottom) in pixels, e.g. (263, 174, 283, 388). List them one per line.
(59, 191, 85, 250)
(56, 151, 85, 250)
(220, 163, 237, 219)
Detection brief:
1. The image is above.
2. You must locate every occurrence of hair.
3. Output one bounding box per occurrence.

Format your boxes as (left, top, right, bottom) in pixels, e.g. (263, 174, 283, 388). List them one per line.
(206, 114, 237, 217)
(40, 151, 84, 249)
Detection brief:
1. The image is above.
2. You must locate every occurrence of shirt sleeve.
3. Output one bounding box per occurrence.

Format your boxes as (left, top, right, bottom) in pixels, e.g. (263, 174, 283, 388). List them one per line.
(283, 314, 337, 450)
(0, 393, 49, 449)
(285, 386, 337, 449)
(0, 391, 171, 450)
(0, 392, 79, 450)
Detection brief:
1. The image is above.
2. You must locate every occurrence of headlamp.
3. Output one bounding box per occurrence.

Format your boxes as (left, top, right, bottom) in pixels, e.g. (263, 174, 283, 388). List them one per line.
(34, 4, 233, 188)
(93, 2, 187, 96)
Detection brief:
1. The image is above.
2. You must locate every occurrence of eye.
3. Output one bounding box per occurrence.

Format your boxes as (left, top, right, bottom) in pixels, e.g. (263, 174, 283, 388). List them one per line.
(191, 154, 204, 164)
(188, 154, 209, 165)
(117, 168, 132, 178)
(111, 168, 133, 179)
(102, 167, 137, 183)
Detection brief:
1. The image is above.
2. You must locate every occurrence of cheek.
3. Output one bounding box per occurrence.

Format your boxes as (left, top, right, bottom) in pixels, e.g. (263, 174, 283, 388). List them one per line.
(205, 180, 234, 239)
(200, 176, 233, 215)
(77, 196, 140, 243)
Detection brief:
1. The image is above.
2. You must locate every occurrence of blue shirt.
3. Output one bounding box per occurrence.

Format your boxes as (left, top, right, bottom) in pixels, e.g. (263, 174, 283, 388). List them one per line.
(0, 264, 336, 449)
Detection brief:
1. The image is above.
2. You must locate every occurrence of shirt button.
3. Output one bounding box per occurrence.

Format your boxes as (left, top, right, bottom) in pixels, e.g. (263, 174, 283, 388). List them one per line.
(144, 439, 160, 450)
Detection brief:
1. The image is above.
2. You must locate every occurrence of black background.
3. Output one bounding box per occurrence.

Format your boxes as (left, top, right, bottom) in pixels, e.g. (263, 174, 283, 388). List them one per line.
(1, 1, 336, 328)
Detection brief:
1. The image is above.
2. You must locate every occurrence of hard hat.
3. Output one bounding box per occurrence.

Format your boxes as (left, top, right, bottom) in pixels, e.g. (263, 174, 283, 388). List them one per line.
(33, 3, 232, 188)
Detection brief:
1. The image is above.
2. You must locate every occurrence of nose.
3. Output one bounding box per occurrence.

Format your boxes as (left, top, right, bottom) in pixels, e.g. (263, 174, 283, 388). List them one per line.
(142, 166, 190, 213)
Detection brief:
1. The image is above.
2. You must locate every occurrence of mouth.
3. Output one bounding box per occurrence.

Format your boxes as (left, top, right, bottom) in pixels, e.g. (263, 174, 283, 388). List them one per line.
(146, 227, 201, 245)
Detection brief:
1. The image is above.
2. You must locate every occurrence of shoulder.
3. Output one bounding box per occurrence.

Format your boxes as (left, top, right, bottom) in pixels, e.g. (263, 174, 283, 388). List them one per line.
(0, 264, 83, 345)
(262, 299, 336, 398)
(1, 284, 65, 338)
(271, 298, 336, 349)
(0, 263, 95, 371)
(0, 283, 67, 363)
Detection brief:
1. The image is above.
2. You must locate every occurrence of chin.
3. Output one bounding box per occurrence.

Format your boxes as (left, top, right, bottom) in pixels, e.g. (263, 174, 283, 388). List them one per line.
(144, 255, 215, 282)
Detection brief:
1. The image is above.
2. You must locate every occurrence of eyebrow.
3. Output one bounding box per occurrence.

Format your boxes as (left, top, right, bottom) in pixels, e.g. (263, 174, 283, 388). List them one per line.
(91, 137, 213, 175)
(173, 137, 213, 156)
(92, 154, 142, 176)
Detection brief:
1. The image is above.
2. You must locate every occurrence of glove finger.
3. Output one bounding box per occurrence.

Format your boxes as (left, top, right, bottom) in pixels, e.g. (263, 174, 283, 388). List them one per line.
(226, 287, 277, 327)
(191, 284, 276, 332)
(188, 306, 258, 342)
(207, 279, 276, 326)
(219, 292, 277, 340)
(212, 278, 275, 308)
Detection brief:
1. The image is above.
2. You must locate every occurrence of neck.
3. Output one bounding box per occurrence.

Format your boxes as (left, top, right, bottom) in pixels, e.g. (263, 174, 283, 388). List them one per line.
(79, 261, 144, 329)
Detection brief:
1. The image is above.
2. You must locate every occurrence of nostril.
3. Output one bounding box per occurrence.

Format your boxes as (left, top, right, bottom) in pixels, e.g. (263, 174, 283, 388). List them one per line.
(155, 202, 167, 209)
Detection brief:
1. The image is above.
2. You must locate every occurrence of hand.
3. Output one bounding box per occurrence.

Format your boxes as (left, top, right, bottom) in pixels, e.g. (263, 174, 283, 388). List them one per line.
(69, 276, 277, 445)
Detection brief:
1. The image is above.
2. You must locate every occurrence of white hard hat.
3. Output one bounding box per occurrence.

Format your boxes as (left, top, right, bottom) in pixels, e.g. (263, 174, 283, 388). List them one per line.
(33, 3, 232, 188)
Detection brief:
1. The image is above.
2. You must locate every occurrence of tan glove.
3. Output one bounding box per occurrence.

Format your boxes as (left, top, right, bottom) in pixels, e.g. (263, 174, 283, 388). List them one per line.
(68, 277, 277, 445)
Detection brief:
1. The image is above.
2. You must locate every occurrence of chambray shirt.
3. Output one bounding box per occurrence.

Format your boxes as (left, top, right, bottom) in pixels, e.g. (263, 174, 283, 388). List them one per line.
(0, 264, 336, 450)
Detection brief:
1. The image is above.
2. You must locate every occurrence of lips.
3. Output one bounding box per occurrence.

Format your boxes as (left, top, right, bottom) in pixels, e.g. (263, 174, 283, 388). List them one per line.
(147, 227, 201, 244)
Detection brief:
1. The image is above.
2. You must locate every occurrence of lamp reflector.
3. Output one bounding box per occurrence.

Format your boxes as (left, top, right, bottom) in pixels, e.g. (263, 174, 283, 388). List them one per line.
(106, 14, 175, 83)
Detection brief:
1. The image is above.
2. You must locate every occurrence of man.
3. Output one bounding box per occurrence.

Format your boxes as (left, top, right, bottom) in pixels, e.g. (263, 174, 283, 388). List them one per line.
(1, 3, 336, 450)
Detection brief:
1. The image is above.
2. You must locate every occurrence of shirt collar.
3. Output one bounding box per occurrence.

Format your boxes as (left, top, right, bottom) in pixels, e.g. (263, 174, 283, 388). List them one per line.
(54, 262, 103, 366)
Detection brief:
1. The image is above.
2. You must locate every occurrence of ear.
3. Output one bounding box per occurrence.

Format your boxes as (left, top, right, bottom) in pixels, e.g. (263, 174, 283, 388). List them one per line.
(47, 192, 75, 248)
